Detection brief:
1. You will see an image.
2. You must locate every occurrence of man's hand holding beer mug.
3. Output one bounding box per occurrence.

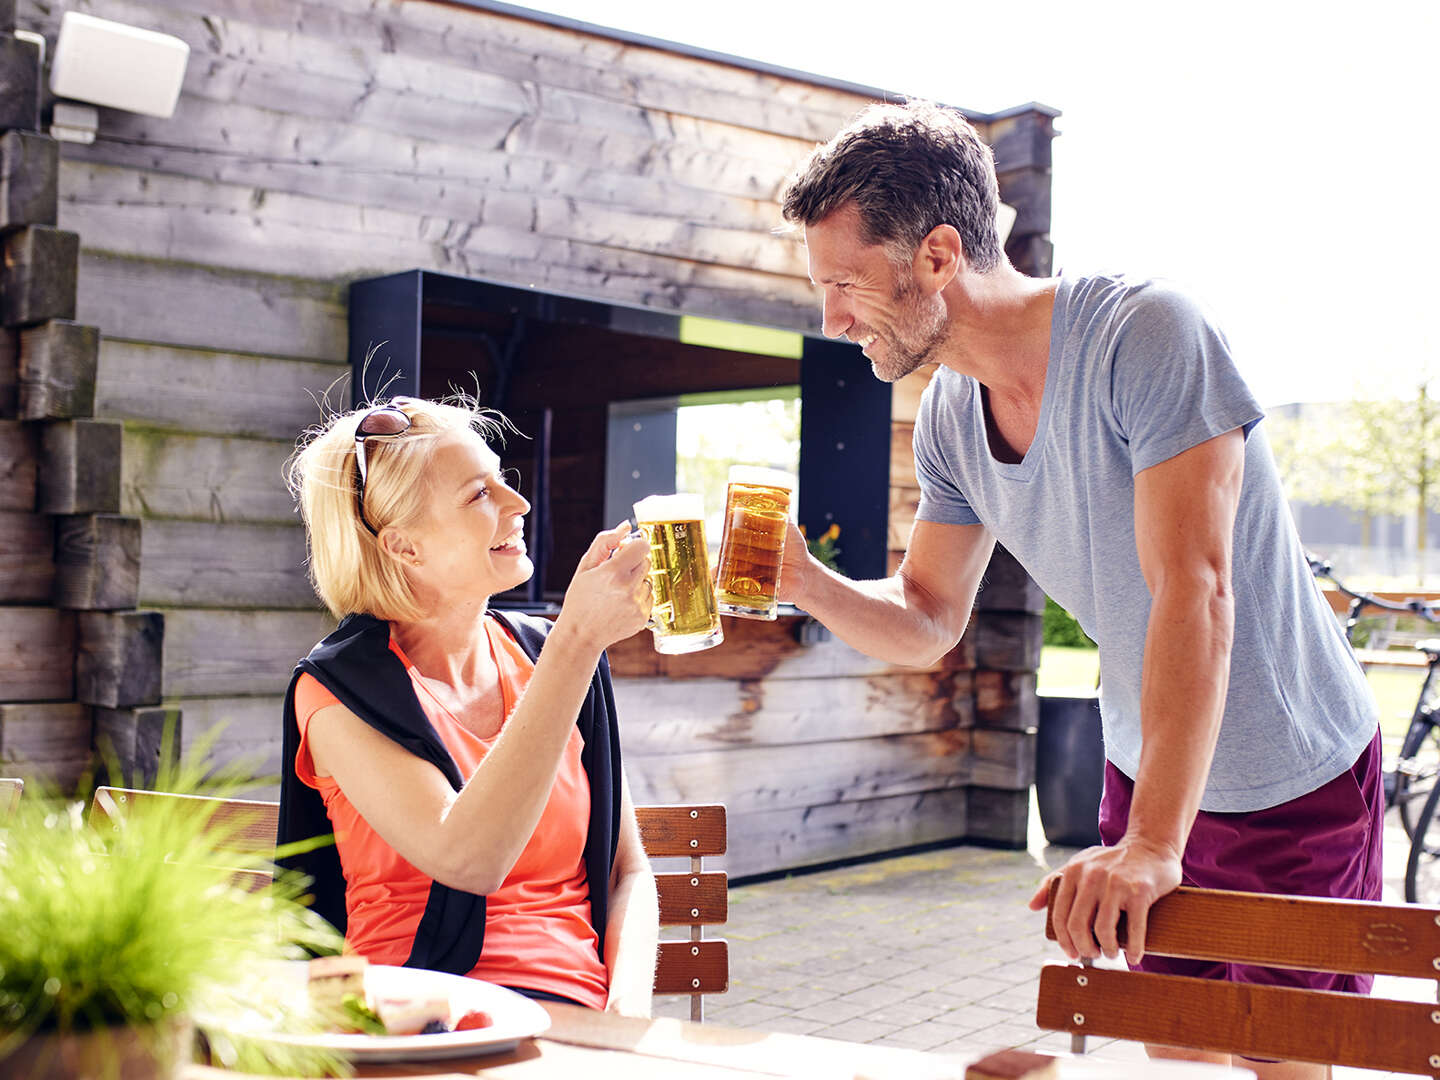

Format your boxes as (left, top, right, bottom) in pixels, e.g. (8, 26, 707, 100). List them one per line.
(630, 466, 797, 655)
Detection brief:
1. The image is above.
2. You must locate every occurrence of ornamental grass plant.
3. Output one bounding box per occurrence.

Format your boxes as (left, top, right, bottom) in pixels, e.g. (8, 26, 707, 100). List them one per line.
(0, 742, 346, 1078)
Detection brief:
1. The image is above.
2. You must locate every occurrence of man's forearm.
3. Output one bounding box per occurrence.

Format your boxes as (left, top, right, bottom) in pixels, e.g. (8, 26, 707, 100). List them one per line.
(1126, 579, 1235, 855)
(796, 560, 968, 667)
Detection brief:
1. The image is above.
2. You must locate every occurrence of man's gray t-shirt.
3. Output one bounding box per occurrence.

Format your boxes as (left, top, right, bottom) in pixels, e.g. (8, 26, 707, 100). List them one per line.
(913, 273, 1377, 812)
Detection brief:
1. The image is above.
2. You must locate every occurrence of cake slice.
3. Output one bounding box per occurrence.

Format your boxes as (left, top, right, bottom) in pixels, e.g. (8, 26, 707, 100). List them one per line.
(306, 954, 369, 1027)
(964, 1049, 1060, 1079)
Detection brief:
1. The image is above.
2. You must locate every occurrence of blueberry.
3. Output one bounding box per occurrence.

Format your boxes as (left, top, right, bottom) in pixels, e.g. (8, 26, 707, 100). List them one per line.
(420, 1019, 449, 1035)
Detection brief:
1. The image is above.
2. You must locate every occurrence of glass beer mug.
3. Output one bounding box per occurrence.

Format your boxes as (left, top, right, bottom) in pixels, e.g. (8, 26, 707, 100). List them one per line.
(714, 466, 794, 621)
(632, 493, 724, 654)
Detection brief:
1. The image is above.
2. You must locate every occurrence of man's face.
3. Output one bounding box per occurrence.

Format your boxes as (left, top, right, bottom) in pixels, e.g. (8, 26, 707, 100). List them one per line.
(804, 204, 949, 383)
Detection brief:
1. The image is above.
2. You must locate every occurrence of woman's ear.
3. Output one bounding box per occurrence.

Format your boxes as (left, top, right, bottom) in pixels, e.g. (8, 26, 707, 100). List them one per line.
(378, 526, 421, 569)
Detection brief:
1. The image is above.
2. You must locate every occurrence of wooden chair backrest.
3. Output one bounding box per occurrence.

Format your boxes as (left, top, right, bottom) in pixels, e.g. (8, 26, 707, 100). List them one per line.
(0, 777, 22, 817)
(85, 788, 729, 1019)
(89, 786, 279, 892)
(1038, 881, 1440, 1075)
(636, 803, 729, 1022)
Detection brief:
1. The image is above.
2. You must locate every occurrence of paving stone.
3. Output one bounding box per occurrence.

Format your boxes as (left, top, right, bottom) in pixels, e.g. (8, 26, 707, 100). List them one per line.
(809, 1018, 902, 1043)
(792, 997, 876, 1025)
(705, 1000, 792, 1029)
(754, 985, 838, 1010)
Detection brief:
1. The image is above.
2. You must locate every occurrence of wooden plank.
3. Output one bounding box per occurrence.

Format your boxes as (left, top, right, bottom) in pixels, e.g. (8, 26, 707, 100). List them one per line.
(38, 418, 123, 514)
(172, 694, 283, 780)
(0, 702, 91, 792)
(653, 941, 729, 997)
(91, 786, 279, 856)
(54, 513, 141, 610)
(18, 319, 99, 420)
(139, 520, 314, 609)
(0, 31, 40, 135)
(77, 610, 164, 709)
(0, 509, 53, 603)
(1319, 587, 1440, 615)
(96, 340, 345, 438)
(159, 608, 334, 697)
(636, 804, 727, 858)
(1037, 964, 1435, 1075)
(76, 252, 346, 363)
(887, 484, 920, 551)
(0, 606, 74, 701)
(0, 419, 39, 509)
(988, 110, 1056, 175)
(1045, 883, 1440, 980)
(614, 672, 963, 753)
(723, 788, 971, 879)
(625, 730, 982, 817)
(966, 786, 1029, 847)
(654, 871, 727, 926)
(889, 421, 916, 489)
(121, 429, 296, 524)
(607, 614, 970, 681)
(972, 670, 1038, 732)
(1353, 647, 1430, 669)
(62, 180, 819, 330)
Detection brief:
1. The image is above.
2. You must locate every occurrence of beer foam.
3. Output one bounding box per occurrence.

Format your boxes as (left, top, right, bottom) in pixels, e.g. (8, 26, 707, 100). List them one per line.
(728, 465, 795, 491)
(633, 493, 705, 522)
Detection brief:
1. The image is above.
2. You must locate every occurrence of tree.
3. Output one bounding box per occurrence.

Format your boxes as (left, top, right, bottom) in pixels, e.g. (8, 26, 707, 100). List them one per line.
(1269, 380, 1440, 581)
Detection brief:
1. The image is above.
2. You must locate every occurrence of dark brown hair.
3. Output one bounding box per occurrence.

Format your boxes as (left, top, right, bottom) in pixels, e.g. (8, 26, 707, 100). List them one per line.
(781, 100, 1003, 273)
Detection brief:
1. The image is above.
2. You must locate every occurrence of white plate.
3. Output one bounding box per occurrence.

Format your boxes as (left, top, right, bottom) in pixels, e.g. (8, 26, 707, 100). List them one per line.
(232, 964, 552, 1063)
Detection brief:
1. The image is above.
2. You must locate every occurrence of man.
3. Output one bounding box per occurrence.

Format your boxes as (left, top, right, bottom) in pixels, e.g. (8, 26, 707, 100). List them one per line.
(776, 100, 1380, 1079)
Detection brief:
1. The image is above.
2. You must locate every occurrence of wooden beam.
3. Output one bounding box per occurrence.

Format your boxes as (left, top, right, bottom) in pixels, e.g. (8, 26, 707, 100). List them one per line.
(0, 418, 38, 509)
(972, 670, 1039, 733)
(0, 606, 75, 701)
(0, 32, 40, 133)
(158, 608, 334, 697)
(38, 419, 123, 514)
(987, 109, 1056, 174)
(1, 226, 79, 327)
(0, 328, 15, 415)
(0, 509, 53, 603)
(18, 320, 99, 419)
(93, 705, 181, 788)
(55, 514, 142, 610)
(0, 702, 92, 793)
(76, 610, 164, 709)
(977, 544, 1045, 615)
(974, 612, 1044, 673)
(965, 785, 1029, 848)
(0, 130, 58, 232)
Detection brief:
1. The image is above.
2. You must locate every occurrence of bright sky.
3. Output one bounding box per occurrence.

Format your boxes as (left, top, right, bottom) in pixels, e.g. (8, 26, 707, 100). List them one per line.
(520, 0, 1438, 407)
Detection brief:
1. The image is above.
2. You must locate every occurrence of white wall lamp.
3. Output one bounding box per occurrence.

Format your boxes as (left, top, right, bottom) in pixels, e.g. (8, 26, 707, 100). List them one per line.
(47, 11, 189, 144)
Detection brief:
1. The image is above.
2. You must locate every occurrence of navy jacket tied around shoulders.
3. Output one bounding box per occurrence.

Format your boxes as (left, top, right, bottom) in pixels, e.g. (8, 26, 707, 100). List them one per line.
(277, 610, 623, 976)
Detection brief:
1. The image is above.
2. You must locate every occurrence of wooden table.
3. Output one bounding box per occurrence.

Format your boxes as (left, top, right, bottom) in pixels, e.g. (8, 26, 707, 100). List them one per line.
(186, 1003, 1254, 1079)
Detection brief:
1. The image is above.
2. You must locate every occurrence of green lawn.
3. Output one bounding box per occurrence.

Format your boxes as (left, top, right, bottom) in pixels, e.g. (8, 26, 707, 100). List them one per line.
(1037, 645, 1423, 741)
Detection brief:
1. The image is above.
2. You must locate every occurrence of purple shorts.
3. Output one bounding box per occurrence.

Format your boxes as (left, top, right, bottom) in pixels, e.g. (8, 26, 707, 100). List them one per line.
(1098, 727, 1383, 994)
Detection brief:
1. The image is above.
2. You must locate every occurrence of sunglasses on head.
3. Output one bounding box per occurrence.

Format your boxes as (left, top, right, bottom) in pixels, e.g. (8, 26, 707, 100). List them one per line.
(353, 402, 413, 536)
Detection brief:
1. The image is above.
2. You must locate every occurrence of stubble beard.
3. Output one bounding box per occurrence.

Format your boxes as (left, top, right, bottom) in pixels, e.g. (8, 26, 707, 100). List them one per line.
(867, 278, 950, 384)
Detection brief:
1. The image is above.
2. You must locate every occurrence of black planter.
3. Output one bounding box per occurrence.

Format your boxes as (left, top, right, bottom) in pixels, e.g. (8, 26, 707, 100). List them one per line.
(1035, 692, 1105, 847)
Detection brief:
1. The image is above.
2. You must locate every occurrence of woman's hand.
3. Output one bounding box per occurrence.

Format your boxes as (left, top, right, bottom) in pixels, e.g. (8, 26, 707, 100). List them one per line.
(554, 522, 653, 654)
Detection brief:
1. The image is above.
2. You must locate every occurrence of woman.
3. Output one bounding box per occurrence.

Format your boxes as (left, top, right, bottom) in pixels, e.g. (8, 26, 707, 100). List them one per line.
(278, 395, 658, 1016)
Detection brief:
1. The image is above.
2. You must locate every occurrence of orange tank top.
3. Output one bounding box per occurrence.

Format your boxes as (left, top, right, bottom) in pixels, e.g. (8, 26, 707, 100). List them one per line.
(292, 617, 608, 1008)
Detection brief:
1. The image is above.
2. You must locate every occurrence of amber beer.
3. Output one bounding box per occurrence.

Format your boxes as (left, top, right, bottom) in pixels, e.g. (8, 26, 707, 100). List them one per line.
(715, 466, 794, 621)
(633, 494, 724, 655)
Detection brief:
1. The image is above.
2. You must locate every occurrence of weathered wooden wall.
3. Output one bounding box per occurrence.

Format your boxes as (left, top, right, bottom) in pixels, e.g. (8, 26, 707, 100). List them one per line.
(8, 0, 1055, 870)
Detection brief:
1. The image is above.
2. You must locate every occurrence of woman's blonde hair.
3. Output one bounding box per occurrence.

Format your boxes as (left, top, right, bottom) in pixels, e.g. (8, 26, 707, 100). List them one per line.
(286, 395, 510, 621)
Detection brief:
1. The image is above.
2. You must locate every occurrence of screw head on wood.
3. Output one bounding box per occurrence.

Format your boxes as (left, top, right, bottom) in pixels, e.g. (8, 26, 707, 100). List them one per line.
(1073, 1013, 1085, 1025)
(1077, 975, 1089, 986)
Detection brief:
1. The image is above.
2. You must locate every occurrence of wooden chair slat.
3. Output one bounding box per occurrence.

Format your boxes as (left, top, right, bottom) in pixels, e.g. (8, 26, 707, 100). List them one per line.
(635, 804, 727, 857)
(653, 940, 729, 995)
(654, 871, 728, 926)
(0, 777, 22, 816)
(1037, 963, 1438, 1075)
(1044, 882, 1440, 979)
(91, 787, 279, 854)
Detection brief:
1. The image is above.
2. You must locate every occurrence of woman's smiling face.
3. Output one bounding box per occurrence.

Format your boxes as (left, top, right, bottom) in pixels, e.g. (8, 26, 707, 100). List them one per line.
(400, 428, 533, 602)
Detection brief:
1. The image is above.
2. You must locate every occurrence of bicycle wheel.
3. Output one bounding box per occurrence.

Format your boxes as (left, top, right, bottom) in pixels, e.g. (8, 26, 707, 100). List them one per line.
(1405, 777, 1440, 903)
(1396, 715, 1440, 840)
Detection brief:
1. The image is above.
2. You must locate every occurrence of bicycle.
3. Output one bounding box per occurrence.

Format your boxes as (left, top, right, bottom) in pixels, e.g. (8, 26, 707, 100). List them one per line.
(1306, 555, 1440, 842)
